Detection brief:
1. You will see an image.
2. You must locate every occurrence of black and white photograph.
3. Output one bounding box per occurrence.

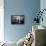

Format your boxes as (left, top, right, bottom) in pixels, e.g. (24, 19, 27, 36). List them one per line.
(11, 15, 24, 24)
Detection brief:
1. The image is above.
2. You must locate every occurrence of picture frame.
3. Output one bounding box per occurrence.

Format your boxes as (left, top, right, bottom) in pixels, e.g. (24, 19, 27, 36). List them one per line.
(11, 15, 25, 24)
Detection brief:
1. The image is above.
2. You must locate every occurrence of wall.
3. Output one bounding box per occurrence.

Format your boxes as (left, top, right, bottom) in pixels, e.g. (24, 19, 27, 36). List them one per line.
(4, 0, 40, 42)
(0, 0, 4, 42)
(40, 0, 46, 27)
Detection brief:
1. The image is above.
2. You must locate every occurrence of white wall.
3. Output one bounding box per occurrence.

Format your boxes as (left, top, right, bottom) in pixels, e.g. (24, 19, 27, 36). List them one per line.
(0, 0, 4, 42)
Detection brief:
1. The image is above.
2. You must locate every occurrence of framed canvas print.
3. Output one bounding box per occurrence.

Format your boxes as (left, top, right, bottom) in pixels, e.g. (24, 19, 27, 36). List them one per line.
(11, 15, 25, 24)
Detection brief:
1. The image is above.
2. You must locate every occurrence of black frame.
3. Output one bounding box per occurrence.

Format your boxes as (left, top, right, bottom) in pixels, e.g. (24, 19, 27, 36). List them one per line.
(11, 15, 25, 24)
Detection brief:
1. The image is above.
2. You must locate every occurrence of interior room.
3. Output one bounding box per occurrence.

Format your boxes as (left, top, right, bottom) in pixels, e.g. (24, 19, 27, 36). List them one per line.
(0, 0, 46, 46)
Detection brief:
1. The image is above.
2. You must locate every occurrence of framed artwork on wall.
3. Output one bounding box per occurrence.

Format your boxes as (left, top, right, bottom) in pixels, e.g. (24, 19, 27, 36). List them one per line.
(11, 15, 25, 24)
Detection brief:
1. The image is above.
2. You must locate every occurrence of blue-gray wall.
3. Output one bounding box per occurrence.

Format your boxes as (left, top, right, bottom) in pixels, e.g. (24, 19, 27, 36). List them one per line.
(4, 0, 40, 42)
(40, 0, 46, 27)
